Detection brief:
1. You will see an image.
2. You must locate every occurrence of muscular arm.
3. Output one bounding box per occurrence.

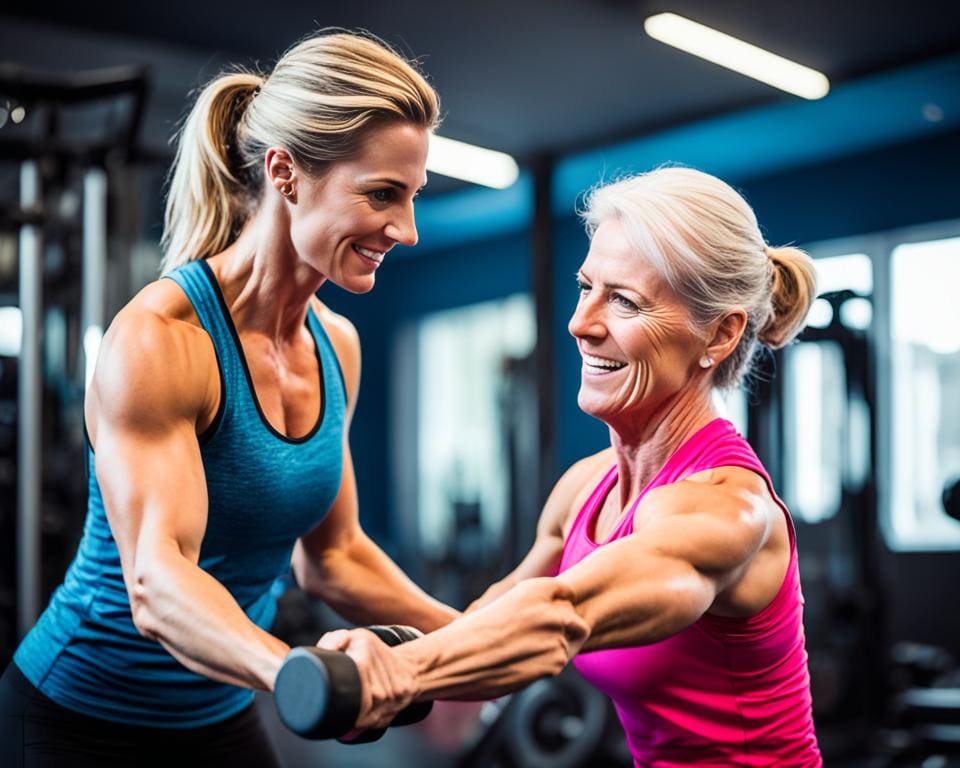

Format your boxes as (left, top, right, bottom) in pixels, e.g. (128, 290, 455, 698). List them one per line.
(291, 305, 458, 632)
(89, 309, 289, 691)
(392, 472, 772, 701)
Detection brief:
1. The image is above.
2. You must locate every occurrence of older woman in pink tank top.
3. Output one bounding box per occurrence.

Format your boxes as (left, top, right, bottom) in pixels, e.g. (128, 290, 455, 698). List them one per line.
(319, 167, 822, 766)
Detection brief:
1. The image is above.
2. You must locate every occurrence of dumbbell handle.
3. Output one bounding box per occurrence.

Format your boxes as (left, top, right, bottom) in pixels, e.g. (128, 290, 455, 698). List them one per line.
(274, 625, 432, 740)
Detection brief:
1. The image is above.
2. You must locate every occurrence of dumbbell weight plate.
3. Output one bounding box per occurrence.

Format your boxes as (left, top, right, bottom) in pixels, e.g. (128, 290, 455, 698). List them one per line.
(275, 646, 362, 739)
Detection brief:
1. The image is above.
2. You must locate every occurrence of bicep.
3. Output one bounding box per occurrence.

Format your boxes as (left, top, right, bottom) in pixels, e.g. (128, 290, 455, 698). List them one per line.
(555, 487, 767, 648)
(94, 416, 208, 581)
(556, 535, 716, 648)
(88, 313, 212, 586)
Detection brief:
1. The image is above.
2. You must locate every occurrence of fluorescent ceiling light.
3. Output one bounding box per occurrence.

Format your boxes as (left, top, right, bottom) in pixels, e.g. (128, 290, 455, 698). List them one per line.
(427, 134, 519, 189)
(644, 12, 830, 100)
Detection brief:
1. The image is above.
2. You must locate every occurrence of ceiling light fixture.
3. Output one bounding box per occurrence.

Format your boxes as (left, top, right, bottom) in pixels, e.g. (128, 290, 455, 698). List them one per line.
(427, 134, 519, 189)
(644, 12, 830, 100)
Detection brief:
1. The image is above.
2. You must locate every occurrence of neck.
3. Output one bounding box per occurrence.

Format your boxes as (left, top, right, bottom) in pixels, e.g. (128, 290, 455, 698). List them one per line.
(607, 388, 718, 510)
(211, 206, 326, 345)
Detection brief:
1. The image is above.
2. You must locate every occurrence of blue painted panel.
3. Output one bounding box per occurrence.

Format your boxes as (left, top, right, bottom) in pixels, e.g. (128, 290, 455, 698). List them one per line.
(410, 53, 960, 253)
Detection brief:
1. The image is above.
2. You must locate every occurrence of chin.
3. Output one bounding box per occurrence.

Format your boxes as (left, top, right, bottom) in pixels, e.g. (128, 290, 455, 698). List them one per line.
(334, 274, 377, 295)
(577, 391, 611, 421)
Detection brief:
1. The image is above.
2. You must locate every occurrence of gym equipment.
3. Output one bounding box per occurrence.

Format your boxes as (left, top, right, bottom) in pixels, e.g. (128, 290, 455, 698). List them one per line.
(458, 667, 627, 768)
(943, 477, 960, 523)
(274, 624, 433, 741)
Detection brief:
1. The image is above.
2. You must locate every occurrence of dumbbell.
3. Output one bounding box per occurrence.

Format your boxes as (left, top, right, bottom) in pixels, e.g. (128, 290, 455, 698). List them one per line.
(274, 624, 432, 742)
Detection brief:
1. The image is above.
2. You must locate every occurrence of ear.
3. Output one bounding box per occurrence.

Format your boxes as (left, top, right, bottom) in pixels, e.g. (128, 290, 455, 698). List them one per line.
(704, 309, 748, 367)
(264, 147, 297, 198)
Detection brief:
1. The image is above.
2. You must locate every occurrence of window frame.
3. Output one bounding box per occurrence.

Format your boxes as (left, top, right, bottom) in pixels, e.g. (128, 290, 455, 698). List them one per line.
(805, 218, 960, 552)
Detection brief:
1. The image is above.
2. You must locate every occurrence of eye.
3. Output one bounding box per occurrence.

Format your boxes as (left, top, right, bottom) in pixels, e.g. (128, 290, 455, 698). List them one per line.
(575, 276, 591, 293)
(611, 293, 639, 312)
(369, 188, 396, 204)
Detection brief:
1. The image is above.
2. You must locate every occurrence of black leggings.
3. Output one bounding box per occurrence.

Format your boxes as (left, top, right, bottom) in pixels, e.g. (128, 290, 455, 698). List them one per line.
(0, 663, 282, 768)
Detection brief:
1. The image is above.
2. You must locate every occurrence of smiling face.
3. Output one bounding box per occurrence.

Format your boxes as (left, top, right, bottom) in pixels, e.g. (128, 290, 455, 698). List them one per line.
(287, 121, 429, 293)
(568, 217, 711, 427)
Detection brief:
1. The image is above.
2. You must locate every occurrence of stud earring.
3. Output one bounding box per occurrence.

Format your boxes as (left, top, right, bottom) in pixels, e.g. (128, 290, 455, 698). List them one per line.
(699, 356, 714, 368)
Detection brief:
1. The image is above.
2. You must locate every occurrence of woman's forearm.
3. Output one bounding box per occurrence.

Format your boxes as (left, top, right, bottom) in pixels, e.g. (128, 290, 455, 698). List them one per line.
(464, 576, 518, 613)
(303, 533, 460, 632)
(394, 577, 589, 700)
(131, 545, 289, 691)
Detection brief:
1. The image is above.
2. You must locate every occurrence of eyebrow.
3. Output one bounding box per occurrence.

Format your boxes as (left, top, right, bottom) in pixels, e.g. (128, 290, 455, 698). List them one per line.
(363, 177, 428, 192)
(578, 270, 651, 302)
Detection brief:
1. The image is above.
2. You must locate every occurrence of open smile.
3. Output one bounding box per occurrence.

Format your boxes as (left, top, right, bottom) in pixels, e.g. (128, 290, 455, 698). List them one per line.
(352, 243, 386, 265)
(582, 352, 627, 375)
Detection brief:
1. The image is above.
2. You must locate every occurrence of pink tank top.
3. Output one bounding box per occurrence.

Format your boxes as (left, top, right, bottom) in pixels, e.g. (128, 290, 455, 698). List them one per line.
(559, 419, 821, 767)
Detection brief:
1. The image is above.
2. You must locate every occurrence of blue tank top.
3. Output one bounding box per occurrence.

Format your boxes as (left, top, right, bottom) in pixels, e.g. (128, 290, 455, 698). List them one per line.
(14, 259, 347, 727)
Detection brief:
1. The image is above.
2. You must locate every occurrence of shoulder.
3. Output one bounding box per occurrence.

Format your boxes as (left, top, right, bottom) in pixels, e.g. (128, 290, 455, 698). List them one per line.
(638, 467, 773, 571)
(543, 448, 614, 538)
(88, 284, 217, 431)
(310, 297, 360, 405)
(559, 449, 615, 504)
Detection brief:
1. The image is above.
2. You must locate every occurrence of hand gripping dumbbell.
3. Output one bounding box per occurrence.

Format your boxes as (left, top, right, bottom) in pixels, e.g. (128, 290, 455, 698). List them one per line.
(274, 624, 432, 742)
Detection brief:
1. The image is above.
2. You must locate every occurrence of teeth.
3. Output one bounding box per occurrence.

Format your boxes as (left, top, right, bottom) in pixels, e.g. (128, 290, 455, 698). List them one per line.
(583, 353, 626, 370)
(354, 244, 384, 262)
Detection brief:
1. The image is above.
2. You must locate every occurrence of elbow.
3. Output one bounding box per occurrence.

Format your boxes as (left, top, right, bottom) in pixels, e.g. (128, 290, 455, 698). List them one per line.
(542, 613, 588, 679)
(129, 572, 162, 641)
(541, 581, 591, 674)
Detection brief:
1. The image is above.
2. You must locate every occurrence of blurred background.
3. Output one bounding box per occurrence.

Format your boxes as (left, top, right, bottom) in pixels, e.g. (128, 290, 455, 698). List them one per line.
(1, 2, 959, 765)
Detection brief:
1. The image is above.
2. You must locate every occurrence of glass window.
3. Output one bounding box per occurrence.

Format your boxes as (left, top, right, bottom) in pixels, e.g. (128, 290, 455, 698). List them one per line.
(806, 252, 873, 330)
(782, 341, 846, 523)
(814, 253, 873, 296)
(888, 236, 960, 548)
(0, 306, 21, 357)
(415, 294, 535, 558)
(713, 388, 748, 436)
(777, 252, 875, 524)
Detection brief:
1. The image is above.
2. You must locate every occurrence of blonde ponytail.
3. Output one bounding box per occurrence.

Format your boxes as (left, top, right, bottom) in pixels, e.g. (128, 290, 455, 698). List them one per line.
(758, 245, 818, 349)
(161, 73, 262, 273)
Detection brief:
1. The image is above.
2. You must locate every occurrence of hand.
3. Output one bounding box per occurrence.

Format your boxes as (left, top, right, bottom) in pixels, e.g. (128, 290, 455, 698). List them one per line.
(392, 577, 591, 701)
(316, 628, 421, 730)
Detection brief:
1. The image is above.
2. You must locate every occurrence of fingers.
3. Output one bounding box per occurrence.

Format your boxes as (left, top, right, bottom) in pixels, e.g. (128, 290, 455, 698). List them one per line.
(319, 628, 416, 730)
(316, 629, 352, 652)
(347, 632, 415, 729)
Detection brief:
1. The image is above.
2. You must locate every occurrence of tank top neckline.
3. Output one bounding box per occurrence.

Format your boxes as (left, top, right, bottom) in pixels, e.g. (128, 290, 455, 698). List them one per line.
(583, 417, 731, 546)
(199, 259, 326, 444)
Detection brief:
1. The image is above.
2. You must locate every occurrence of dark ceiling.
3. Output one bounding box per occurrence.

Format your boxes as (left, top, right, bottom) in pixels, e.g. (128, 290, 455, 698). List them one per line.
(4, 1, 960, 179)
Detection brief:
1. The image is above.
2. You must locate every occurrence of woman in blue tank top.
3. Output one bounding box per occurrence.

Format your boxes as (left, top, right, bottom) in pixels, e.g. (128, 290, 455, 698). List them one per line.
(1, 29, 458, 767)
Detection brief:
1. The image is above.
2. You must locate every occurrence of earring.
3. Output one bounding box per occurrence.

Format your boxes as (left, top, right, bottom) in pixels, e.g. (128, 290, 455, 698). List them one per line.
(699, 356, 714, 368)
(280, 182, 294, 198)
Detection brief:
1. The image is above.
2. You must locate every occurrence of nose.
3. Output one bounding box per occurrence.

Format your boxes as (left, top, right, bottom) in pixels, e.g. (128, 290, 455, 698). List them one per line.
(568, 295, 606, 340)
(385, 204, 419, 248)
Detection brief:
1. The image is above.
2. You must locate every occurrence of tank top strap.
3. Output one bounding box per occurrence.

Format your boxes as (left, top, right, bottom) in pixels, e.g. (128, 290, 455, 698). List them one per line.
(684, 419, 798, 552)
(306, 307, 348, 413)
(163, 260, 244, 431)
